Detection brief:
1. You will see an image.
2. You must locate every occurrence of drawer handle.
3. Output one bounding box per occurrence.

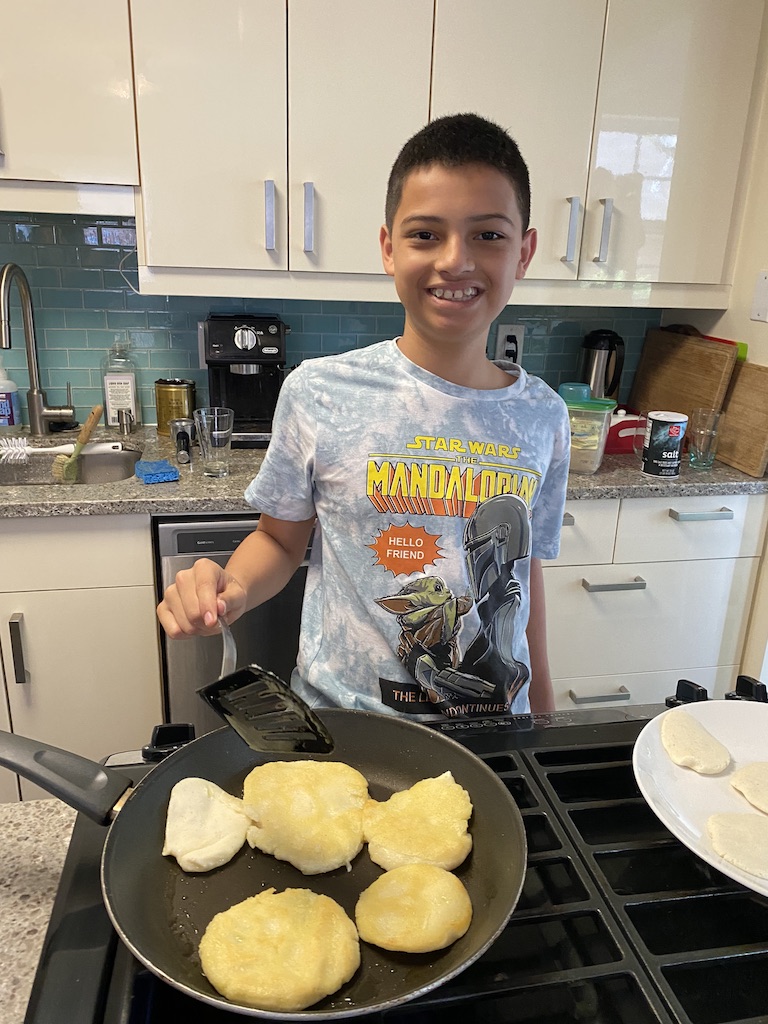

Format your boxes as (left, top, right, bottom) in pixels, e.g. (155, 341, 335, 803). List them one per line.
(9, 612, 28, 684)
(593, 197, 614, 263)
(569, 686, 631, 705)
(561, 196, 580, 264)
(668, 507, 734, 522)
(582, 576, 646, 593)
(303, 181, 315, 253)
(562, 512, 575, 527)
(264, 179, 276, 251)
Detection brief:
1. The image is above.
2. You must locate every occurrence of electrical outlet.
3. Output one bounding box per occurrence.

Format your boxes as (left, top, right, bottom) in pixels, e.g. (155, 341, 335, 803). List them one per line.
(494, 324, 525, 362)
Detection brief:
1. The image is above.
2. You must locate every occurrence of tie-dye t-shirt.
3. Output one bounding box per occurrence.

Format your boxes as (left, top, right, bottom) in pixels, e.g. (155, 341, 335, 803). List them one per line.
(245, 339, 570, 719)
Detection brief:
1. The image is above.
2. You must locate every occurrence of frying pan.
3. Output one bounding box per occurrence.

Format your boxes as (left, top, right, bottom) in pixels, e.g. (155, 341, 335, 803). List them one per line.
(0, 710, 526, 1019)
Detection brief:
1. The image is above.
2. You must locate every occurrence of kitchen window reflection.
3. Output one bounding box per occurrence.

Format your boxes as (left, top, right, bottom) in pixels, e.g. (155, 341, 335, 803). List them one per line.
(596, 130, 677, 221)
(594, 128, 678, 279)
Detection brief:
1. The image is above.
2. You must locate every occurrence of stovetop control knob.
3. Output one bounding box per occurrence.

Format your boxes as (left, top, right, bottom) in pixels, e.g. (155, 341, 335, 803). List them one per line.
(141, 723, 196, 762)
(234, 326, 259, 351)
(665, 678, 709, 707)
(724, 674, 768, 702)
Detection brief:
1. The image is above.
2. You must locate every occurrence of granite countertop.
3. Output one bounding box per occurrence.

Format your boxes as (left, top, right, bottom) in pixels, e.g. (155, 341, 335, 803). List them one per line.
(0, 798, 77, 1024)
(0, 426, 263, 518)
(0, 428, 766, 519)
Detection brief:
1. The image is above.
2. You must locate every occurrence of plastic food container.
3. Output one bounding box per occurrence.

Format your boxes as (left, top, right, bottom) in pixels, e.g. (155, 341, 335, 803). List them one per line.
(561, 391, 617, 475)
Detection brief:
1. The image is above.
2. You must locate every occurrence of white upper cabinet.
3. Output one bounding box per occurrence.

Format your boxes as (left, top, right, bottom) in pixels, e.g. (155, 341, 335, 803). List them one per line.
(287, 0, 432, 274)
(131, 0, 432, 275)
(131, 0, 287, 272)
(431, 0, 606, 282)
(431, 0, 763, 286)
(0, 0, 138, 186)
(579, 0, 763, 285)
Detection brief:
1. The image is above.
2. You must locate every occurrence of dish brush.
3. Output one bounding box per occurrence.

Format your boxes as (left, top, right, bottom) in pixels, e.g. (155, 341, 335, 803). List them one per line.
(51, 404, 104, 483)
(0, 437, 121, 465)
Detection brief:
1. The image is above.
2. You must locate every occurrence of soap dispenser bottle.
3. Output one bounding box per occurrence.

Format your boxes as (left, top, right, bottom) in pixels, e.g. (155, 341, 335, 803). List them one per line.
(0, 355, 21, 429)
(102, 340, 141, 428)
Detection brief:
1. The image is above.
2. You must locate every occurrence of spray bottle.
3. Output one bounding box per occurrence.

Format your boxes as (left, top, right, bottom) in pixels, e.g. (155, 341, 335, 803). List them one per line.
(0, 356, 21, 429)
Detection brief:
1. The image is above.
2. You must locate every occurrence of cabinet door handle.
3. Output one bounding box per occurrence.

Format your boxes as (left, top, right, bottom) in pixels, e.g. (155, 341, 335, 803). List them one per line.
(264, 179, 276, 251)
(303, 181, 315, 253)
(593, 197, 614, 263)
(9, 612, 28, 684)
(561, 196, 580, 263)
(569, 686, 630, 705)
(562, 512, 575, 526)
(668, 506, 734, 522)
(582, 576, 646, 592)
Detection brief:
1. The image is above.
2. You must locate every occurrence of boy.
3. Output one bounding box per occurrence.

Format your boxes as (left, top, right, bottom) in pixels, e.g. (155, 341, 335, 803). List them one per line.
(157, 113, 570, 717)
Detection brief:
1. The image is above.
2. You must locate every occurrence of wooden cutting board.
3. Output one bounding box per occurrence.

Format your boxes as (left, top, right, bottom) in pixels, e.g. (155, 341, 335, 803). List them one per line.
(716, 361, 768, 477)
(628, 329, 737, 419)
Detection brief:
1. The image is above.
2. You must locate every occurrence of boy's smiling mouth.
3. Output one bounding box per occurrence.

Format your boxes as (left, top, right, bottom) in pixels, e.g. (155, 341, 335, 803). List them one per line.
(428, 286, 479, 302)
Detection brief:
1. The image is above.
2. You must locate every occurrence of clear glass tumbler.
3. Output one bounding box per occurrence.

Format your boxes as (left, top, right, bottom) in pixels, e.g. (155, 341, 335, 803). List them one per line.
(688, 407, 723, 470)
(193, 407, 234, 477)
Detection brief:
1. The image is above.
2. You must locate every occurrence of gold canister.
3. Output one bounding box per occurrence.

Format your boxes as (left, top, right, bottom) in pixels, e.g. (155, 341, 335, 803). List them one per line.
(155, 379, 196, 435)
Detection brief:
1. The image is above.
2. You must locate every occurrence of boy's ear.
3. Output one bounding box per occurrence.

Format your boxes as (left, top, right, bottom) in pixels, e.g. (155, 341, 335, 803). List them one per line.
(380, 224, 395, 277)
(516, 227, 537, 280)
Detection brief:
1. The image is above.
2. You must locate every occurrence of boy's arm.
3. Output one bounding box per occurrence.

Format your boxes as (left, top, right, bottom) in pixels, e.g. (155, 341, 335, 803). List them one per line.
(526, 557, 556, 714)
(157, 513, 315, 638)
(228, 513, 316, 612)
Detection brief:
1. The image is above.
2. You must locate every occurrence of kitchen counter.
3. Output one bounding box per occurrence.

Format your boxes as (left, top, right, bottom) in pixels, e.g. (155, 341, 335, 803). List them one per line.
(564, 452, 768, 498)
(0, 798, 76, 1024)
(0, 427, 262, 518)
(0, 428, 766, 518)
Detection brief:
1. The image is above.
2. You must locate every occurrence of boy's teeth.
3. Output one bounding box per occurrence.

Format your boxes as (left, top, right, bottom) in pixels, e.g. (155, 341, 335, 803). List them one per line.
(431, 287, 477, 301)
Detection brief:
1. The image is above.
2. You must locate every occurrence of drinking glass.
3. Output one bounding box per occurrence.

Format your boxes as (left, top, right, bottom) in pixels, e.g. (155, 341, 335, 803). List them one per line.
(688, 407, 723, 471)
(193, 407, 234, 477)
(632, 412, 649, 463)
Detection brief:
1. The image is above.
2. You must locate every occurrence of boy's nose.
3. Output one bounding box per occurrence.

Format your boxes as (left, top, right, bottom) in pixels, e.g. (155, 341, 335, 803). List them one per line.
(435, 236, 475, 274)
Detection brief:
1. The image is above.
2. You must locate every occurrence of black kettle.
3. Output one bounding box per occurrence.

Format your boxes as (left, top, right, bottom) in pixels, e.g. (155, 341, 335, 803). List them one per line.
(579, 329, 624, 400)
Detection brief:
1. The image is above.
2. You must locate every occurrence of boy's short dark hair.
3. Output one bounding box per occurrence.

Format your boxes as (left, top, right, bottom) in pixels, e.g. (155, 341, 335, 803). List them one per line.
(385, 112, 531, 233)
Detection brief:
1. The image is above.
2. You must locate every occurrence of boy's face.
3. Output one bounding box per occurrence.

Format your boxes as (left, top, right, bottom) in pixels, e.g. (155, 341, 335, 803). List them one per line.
(380, 163, 536, 352)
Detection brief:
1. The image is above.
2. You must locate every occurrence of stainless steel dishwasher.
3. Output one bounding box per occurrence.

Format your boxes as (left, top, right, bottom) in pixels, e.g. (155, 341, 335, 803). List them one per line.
(153, 515, 310, 736)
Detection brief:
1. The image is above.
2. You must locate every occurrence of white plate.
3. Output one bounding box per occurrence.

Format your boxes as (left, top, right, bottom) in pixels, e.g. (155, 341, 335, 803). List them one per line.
(632, 701, 768, 897)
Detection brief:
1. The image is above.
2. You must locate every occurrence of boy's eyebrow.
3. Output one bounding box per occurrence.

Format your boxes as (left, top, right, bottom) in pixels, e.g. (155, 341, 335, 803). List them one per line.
(400, 213, 517, 227)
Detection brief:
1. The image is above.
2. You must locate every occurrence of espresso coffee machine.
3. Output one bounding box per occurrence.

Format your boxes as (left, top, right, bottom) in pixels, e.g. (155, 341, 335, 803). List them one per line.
(199, 314, 289, 447)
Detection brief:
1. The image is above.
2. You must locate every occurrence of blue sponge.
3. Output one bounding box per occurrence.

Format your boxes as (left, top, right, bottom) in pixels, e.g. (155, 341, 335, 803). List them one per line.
(135, 459, 180, 484)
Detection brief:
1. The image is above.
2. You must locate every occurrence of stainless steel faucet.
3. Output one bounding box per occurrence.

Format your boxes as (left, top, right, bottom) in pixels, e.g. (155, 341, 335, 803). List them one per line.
(0, 262, 75, 434)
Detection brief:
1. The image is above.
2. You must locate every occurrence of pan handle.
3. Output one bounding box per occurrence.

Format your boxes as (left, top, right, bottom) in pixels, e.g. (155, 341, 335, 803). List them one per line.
(0, 730, 133, 825)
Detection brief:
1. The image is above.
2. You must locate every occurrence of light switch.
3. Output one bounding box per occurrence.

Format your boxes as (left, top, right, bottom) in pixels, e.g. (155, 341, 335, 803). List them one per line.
(750, 270, 768, 322)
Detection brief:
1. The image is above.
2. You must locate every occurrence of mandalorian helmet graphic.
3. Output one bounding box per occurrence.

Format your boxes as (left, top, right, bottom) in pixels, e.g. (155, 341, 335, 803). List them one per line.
(464, 493, 531, 601)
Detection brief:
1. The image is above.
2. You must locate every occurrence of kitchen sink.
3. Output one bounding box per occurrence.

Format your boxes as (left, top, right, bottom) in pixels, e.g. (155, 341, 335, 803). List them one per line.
(0, 448, 142, 486)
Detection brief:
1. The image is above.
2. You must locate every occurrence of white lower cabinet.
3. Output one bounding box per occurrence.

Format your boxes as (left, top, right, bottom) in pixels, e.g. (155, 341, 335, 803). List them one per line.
(552, 666, 739, 712)
(543, 494, 768, 711)
(0, 675, 16, 803)
(0, 516, 163, 802)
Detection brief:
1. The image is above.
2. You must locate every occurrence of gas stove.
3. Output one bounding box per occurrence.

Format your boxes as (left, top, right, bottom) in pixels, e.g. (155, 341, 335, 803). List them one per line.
(25, 696, 768, 1024)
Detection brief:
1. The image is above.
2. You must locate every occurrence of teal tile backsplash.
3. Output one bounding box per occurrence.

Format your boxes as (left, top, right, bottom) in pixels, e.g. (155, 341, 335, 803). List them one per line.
(0, 212, 662, 426)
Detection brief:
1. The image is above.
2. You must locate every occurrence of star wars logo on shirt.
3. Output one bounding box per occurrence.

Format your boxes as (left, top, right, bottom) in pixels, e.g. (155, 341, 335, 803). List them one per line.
(367, 433, 541, 518)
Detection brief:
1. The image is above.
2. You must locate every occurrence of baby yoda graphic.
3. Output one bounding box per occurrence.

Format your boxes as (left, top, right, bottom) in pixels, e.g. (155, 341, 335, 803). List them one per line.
(376, 494, 532, 709)
(374, 576, 481, 702)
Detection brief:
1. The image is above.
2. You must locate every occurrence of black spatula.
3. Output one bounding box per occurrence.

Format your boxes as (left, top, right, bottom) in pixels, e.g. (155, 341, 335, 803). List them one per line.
(196, 620, 334, 754)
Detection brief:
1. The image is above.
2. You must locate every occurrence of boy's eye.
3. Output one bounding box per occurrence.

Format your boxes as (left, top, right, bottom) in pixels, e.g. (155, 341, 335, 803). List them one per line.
(478, 230, 503, 241)
(410, 230, 437, 241)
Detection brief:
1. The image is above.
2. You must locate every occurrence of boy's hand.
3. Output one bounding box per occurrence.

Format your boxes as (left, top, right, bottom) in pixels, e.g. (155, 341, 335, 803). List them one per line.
(156, 557, 247, 639)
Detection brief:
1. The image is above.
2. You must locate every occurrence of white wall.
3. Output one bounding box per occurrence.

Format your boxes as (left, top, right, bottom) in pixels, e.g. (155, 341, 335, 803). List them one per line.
(674, 5, 768, 365)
